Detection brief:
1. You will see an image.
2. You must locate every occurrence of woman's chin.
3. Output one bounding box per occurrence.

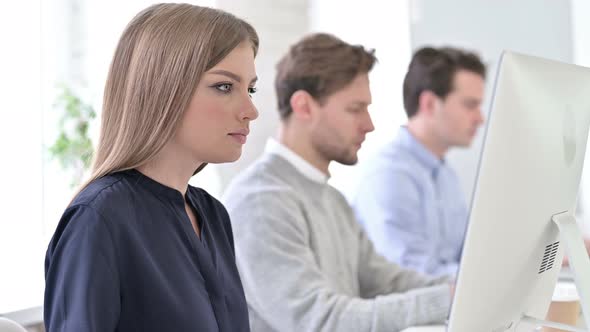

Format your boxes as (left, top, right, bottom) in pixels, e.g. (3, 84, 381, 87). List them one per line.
(206, 151, 242, 164)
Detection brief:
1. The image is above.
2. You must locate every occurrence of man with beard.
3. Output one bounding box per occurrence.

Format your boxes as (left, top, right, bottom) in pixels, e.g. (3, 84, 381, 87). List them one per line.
(223, 33, 452, 332)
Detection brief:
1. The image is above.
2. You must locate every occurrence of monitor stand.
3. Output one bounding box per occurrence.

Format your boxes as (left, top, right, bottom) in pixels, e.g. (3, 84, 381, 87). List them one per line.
(520, 212, 590, 332)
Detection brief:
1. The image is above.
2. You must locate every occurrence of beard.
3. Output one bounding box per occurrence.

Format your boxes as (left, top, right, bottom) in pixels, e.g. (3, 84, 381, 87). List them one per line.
(334, 153, 358, 165)
(312, 137, 359, 166)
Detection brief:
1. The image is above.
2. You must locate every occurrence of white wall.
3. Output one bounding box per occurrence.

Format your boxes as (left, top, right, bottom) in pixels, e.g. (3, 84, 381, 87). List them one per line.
(0, 1, 44, 314)
(212, 0, 414, 196)
(408, 0, 574, 202)
(213, 0, 412, 197)
(214, 0, 310, 193)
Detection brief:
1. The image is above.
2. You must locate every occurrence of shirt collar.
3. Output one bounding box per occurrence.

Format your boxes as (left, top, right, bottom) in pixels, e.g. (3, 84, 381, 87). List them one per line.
(124, 169, 186, 203)
(265, 138, 329, 183)
(397, 126, 444, 172)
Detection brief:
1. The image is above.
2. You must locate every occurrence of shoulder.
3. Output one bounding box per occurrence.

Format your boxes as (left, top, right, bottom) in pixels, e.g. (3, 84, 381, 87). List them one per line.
(52, 173, 133, 243)
(72, 172, 134, 214)
(444, 164, 463, 184)
(56, 171, 153, 248)
(223, 158, 313, 235)
(352, 150, 425, 210)
(223, 155, 305, 209)
(358, 149, 422, 193)
(48, 198, 117, 268)
(361, 140, 420, 179)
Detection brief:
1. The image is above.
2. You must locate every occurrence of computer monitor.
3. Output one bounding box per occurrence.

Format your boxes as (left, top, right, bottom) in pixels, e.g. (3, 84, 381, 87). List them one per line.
(447, 51, 590, 332)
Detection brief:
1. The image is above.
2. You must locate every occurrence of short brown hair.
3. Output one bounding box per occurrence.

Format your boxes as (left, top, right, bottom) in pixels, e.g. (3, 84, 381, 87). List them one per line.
(275, 33, 377, 120)
(403, 46, 485, 118)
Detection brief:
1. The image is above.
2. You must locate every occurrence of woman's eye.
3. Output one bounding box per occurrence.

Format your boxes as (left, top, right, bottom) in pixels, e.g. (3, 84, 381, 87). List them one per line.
(215, 83, 232, 93)
(248, 87, 257, 96)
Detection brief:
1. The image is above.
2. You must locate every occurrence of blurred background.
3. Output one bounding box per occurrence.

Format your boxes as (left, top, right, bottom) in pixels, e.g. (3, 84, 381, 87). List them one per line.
(1, 0, 590, 330)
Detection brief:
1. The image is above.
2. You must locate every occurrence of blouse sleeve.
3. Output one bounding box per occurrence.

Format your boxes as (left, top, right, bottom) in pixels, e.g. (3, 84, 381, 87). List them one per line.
(44, 204, 120, 332)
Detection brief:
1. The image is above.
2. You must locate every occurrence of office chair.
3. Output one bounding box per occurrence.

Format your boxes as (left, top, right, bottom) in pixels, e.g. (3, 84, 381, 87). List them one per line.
(0, 317, 27, 332)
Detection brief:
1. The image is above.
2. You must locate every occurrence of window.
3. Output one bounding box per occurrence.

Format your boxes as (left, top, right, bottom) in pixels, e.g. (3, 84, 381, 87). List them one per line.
(0, 0, 43, 314)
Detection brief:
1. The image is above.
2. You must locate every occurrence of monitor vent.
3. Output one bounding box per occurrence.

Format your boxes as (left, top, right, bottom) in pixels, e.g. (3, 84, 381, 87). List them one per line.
(538, 241, 560, 274)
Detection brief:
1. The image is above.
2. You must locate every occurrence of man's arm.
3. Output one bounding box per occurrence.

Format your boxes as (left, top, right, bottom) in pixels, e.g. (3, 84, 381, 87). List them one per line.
(353, 214, 451, 298)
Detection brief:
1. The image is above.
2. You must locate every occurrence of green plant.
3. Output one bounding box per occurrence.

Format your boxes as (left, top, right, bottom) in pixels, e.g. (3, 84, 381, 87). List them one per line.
(47, 85, 96, 187)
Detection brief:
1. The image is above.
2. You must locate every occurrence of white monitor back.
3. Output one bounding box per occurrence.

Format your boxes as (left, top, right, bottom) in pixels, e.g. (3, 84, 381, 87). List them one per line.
(447, 51, 590, 331)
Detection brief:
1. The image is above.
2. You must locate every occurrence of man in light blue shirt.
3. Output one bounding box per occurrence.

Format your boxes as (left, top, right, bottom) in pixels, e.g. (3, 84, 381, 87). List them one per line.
(351, 47, 486, 277)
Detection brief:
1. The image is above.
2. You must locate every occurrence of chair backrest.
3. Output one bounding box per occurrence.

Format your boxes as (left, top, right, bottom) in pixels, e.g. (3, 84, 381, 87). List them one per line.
(0, 317, 27, 332)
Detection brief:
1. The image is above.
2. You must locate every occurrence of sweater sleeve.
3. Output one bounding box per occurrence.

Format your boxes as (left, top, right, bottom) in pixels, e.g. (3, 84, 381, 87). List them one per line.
(227, 188, 450, 332)
(355, 214, 451, 323)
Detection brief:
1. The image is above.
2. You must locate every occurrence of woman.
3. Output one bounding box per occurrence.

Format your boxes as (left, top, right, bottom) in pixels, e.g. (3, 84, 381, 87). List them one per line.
(44, 4, 259, 331)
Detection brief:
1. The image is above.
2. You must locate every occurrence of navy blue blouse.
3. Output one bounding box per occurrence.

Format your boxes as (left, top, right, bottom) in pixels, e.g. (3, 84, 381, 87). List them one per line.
(44, 169, 249, 332)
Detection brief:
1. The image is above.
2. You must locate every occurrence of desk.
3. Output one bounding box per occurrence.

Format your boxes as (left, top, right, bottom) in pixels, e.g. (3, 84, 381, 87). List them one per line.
(401, 326, 445, 332)
(401, 276, 586, 332)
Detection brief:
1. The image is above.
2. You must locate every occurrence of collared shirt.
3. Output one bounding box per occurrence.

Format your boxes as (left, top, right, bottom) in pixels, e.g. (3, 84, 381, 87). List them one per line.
(44, 169, 249, 332)
(265, 138, 328, 183)
(350, 126, 469, 277)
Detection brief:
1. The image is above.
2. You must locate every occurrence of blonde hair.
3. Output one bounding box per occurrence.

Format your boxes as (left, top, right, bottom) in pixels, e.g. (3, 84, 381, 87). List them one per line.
(81, 3, 258, 193)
